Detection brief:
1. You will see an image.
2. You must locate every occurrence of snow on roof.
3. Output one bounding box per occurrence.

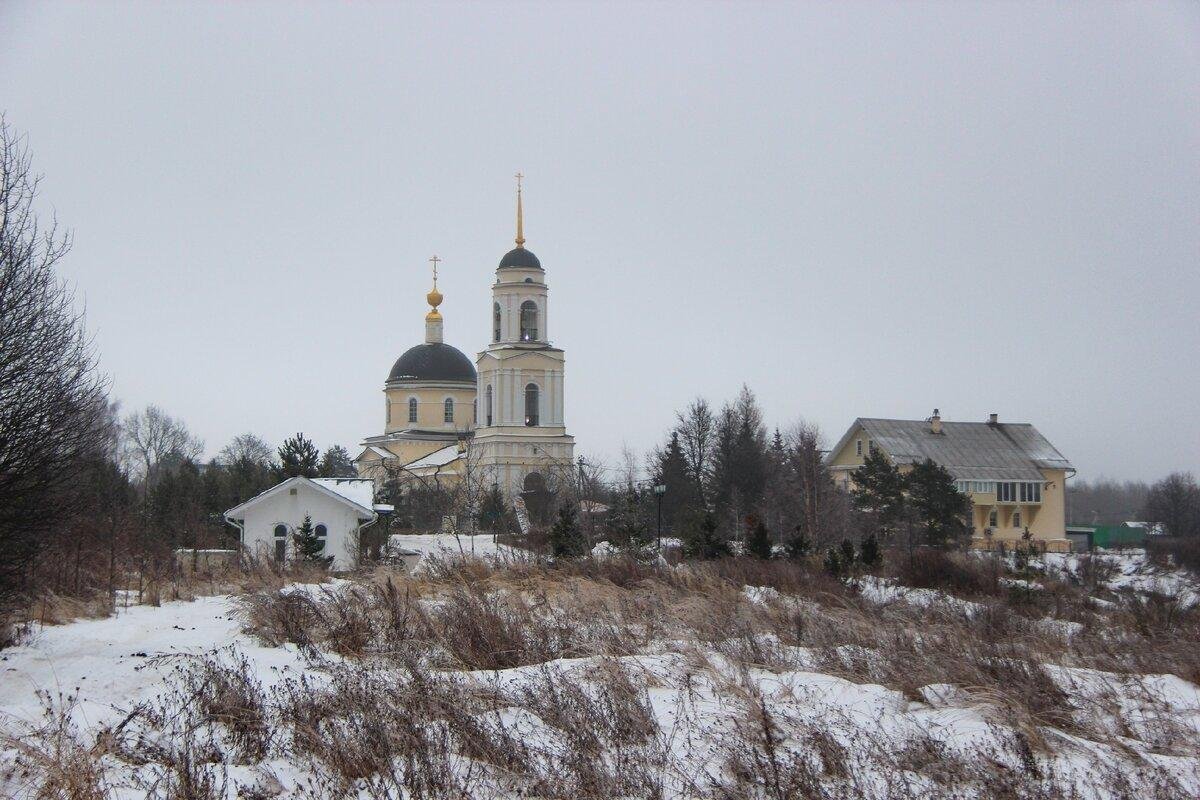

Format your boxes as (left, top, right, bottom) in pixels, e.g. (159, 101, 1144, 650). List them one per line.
(401, 444, 463, 471)
(312, 478, 375, 511)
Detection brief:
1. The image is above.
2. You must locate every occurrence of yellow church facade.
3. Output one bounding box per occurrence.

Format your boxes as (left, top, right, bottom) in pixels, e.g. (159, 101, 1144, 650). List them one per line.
(827, 411, 1074, 552)
(353, 178, 574, 496)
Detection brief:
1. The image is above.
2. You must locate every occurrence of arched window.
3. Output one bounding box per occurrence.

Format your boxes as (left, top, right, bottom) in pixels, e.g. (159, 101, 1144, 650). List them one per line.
(408, 397, 418, 423)
(485, 384, 493, 426)
(314, 524, 328, 553)
(443, 397, 454, 423)
(493, 302, 502, 342)
(524, 383, 539, 426)
(273, 524, 288, 563)
(519, 300, 538, 341)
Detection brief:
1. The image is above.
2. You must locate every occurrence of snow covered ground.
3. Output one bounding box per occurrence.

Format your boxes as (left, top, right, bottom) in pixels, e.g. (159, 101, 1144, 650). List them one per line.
(1, 546, 1198, 798)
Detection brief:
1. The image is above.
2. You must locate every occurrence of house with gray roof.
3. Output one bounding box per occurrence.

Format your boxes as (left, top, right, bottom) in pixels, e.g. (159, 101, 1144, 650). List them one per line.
(827, 410, 1075, 552)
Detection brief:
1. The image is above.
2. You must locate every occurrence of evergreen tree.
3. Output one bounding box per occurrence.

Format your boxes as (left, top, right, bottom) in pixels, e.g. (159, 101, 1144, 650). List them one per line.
(859, 533, 882, 568)
(477, 484, 508, 532)
(771, 427, 785, 453)
(277, 432, 320, 479)
(823, 547, 843, 578)
(907, 458, 971, 548)
(851, 448, 907, 533)
(608, 487, 649, 550)
(839, 538, 857, 572)
(549, 502, 586, 559)
(746, 518, 773, 560)
(293, 514, 333, 567)
(785, 526, 811, 560)
(652, 431, 694, 531)
(682, 512, 731, 560)
(318, 445, 354, 478)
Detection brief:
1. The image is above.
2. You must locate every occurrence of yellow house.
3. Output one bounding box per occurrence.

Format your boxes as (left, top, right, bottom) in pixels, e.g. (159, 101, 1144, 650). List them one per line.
(827, 411, 1075, 552)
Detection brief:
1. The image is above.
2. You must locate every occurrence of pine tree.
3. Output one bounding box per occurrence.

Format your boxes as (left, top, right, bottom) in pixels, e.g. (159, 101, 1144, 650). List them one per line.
(851, 448, 907, 533)
(292, 514, 333, 567)
(746, 518, 773, 560)
(549, 502, 586, 559)
(682, 512, 731, 560)
(318, 445, 354, 478)
(277, 433, 320, 479)
(907, 458, 971, 548)
(859, 533, 882, 568)
(785, 526, 811, 560)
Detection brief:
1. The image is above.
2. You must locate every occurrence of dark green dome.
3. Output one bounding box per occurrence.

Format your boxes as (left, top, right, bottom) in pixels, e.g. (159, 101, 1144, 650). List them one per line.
(499, 247, 542, 270)
(387, 343, 476, 384)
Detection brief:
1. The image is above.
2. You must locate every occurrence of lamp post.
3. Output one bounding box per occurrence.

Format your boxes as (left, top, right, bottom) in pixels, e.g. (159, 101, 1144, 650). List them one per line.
(653, 484, 667, 550)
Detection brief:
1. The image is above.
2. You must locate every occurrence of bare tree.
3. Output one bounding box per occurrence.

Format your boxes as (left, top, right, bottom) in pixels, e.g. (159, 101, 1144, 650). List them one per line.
(122, 404, 203, 481)
(0, 116, 112, 619)
(675, 397, 715, 506)
(218, 433, 273, 467)
(1143, 473, 1200, 539)
(618, 444, 640, 492)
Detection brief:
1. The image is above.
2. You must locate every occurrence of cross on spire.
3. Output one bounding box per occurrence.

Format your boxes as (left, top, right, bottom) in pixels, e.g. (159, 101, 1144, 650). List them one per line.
(429, 254, 441, 288)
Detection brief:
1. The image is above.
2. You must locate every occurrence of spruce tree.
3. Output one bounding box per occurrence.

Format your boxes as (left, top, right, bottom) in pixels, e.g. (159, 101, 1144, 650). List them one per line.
(277, 433, 320, 479)
(839, 538, 857, 572)
(293, 514, 333, 567)
(477, 484, 508, 532)
(823, 547, 843, 578)
(746, 518, 773, 560)
(907, 458, 971, 548)
(785, 526, 811, 560)
(859, 533, 882, 568)
(682, 512, 731, 560)
(653, 431, 694, 531)
(549, 502, 586, 559)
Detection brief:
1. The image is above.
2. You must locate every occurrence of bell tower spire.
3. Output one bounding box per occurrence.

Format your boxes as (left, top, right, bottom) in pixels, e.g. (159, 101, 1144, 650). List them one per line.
(425, 254, 444, 344)
(514, 171, 525, 248)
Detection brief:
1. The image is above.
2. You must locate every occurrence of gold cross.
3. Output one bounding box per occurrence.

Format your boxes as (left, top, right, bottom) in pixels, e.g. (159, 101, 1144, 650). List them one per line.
(429, 254, 441, 286)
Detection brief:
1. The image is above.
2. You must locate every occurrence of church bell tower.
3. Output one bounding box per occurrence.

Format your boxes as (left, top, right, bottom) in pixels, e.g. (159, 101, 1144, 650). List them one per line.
(472, 175, 575, 495)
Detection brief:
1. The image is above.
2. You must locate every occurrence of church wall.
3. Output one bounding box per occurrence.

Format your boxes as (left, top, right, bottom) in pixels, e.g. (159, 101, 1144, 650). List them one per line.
(384, 384, 477, 433)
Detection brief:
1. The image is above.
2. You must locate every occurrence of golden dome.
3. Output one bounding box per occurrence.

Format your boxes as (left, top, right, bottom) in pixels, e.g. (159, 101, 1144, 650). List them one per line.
(426, 287, 443, 309)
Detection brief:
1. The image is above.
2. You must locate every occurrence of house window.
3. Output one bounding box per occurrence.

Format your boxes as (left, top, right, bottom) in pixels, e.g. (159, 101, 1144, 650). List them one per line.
(273, 524, 288, 563)
(1019, 482, 1042, 502)
(988, 510, 998, 528)
(856, 439, 862, 456)
(519, 301, 538, 341)
(1012, 511, 1022, 529)
(868, 440, 876, 455)
(408, 397, 418, 423)
(485, 385, 493, 426)
(313, 524, 327, 552)
(493, 302, 501, 342)
(997, 482, 1015, 502)
(443, 398, 454, 423)
(524, 383, 539, 426)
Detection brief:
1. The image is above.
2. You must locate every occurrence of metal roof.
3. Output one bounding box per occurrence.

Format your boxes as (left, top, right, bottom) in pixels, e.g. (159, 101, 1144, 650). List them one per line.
(834, 418, 1073, 482)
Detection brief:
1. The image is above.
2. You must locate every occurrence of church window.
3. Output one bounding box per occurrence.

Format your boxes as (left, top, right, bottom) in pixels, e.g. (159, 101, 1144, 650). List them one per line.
(524, 383, 539, 426)
(485, 385, 493, 426)
(493, 303, 501, 342)
(519, 301, 538, 341)
(443, 398, 454, 423)
(408, 397, 418, 423)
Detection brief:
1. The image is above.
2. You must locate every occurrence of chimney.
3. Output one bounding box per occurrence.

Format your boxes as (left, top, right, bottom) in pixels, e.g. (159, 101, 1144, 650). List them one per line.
(988, 413, 998, 425)
(930, 408, 942, 435)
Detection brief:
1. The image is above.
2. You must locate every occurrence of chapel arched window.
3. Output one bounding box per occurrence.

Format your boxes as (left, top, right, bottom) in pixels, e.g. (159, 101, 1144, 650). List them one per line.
(408, 397, 418, 423)
(519, 301, 538, 342)
(524, 383, 539, 426)
(443, 397, 454, 423)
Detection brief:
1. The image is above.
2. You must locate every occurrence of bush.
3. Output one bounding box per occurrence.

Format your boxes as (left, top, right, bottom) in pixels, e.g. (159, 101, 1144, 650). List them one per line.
(1145, 536, 1200, 574)
(894, 549, 995, 596)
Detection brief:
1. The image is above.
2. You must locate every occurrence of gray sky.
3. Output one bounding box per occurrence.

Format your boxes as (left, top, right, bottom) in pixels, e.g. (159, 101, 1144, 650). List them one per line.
(2, 1, 1197, 482)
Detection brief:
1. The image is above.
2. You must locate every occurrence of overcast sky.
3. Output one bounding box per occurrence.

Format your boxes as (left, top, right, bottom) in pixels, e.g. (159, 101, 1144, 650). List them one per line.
(2, 1, 1197, 482)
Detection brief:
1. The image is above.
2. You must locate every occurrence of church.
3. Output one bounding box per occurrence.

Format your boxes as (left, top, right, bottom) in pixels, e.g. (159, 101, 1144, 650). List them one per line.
(353, 178, 576, 499)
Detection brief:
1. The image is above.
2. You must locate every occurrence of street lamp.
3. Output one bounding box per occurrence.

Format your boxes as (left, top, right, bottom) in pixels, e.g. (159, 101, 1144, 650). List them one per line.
(653, 484, 667, 550)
